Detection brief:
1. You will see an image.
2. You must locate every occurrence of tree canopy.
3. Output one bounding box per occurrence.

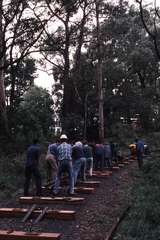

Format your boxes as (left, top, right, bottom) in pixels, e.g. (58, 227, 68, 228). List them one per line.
(0, 0, 160, 144)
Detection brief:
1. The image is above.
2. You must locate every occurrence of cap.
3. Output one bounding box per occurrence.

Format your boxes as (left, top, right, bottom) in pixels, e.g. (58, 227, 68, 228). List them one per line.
(60, 134, 68, 140)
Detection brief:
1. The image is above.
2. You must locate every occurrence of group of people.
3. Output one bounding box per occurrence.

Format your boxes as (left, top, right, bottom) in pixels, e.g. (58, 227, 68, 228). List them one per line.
(45, 134, 120, 195)
(24, 134, 146, 197)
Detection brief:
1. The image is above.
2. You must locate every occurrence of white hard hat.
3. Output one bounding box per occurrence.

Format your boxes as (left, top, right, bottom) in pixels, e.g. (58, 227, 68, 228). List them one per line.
(60, 134, 68, 139)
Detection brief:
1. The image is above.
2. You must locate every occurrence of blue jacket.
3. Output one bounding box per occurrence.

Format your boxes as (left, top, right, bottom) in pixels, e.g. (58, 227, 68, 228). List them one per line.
(26, 144, 40, 167)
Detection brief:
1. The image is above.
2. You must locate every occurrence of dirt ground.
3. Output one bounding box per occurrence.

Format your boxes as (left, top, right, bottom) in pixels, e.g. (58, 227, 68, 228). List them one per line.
(0, 161, 138, 240)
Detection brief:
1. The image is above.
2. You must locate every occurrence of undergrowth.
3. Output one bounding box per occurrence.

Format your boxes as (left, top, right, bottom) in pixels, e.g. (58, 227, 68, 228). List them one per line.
(0, 152, 47, 200)
(113, 153, 160, 240)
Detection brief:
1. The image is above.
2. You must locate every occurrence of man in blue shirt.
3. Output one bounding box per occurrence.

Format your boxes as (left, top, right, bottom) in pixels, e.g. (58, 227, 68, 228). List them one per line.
(53, 134, 74, 195)
(135, 138, 145, 169)
(24, 139, 42, 196)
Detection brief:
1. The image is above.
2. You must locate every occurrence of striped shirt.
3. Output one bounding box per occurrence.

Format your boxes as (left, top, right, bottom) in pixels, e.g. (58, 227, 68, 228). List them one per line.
(57, 142, 72, 161)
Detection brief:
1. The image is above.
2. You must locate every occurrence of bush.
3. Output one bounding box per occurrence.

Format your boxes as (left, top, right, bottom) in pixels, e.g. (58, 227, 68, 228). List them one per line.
(114, 153, 160, 240)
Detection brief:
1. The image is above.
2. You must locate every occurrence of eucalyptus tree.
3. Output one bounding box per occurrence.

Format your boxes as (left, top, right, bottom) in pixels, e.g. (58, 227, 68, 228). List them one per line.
(38, 0, 94, 131)
(0, 0, 49, 134)
(136, 0, 160, 60)
(80, 0, 160, 131)
(5, 57, 37, 109)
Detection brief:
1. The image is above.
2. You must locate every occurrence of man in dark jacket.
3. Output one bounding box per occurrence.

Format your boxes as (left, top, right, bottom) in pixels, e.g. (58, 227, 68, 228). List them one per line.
(24, 139, 42, 196)
(72, 141, 86, 184)
(135, 138, 144, 169)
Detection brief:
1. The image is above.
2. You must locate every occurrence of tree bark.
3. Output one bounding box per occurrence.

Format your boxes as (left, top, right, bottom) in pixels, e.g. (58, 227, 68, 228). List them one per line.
(0, 0, 8, 134)
(95, 0, 104, 142)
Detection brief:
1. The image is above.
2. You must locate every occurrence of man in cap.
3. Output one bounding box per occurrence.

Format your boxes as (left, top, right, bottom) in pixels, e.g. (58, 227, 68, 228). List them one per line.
(53, 134, 74, 195)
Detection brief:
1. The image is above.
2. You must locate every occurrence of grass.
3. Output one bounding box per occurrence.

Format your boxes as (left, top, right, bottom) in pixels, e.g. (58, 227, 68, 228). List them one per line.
(113, 153, 160, 240)
(0, 152, 47, 200)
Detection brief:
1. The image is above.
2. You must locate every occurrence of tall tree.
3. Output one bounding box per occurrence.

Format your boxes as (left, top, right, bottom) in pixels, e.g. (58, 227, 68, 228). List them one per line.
(95, 0, 104, 141)
(136, 0, 160, 60)
(0, 0, 49, 133)
(0, 0, 7, 133)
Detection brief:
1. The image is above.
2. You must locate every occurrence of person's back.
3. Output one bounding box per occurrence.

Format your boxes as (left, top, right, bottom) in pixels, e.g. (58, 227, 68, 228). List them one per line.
(46, 143, 58, 184)
(84, 144, 93, 176)
(135, 139, 144, 169)
(95, 144, 104, 156)
(136, 140, 144, 153)
(104, 144, 111, 158)
(84, 144, 93, 158)
(72, 144, 84, 160)
(24, 139, 41, 196)
(53, 135, 74, 195)
(95, 143, 104, 170)
(58, 142, 72, 161)
(26, 144, 40, 167)
(48, 143, 58, 159)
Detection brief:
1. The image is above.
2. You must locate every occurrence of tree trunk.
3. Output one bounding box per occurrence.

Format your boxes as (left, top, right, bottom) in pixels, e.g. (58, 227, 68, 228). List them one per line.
(0, 0, 8, 134)
(62, 12, 73, 127)
(95, 0, 104, 142)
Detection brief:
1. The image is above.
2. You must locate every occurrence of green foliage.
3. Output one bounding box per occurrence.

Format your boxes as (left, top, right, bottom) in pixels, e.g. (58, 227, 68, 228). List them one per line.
(109, 122, 137, 144)
(15, 86, 54, 146)
(62, 113, 84, 140)
(0, 154, 24, 199)
(114, 154, 160, 240)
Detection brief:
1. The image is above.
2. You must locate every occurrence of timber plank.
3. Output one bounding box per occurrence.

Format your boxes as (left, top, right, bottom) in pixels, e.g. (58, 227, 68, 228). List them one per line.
(19, 196, 84, 205)
(0, 230, 61, 240)
(60, 180, 101, 188)
(123, 161, 130, 165)
(74, 187, 95, 194)
(112, 166, 120, 170)
(0, 208, 76, 220)
(118, 164, 125, 167)
(76, 181, 100, 188)
(89, 171, 112, 178)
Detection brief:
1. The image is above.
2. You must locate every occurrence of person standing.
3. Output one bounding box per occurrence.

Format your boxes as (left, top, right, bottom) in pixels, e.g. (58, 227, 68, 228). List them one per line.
(45, 141, 58, 184)
(104, 142, 112, 169)
(83, 141, 93, 176)
(53, 134, 74, 195)
(94, 142, 104, 170)
(24, 139, 42, 196)
(135, 138, 145, 169)
(72, 141, 86, 184)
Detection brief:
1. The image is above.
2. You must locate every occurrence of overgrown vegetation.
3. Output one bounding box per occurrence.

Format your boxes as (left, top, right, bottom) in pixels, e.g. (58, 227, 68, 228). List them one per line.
(114, 152, 160, 240)
(0, 151, 47, 200)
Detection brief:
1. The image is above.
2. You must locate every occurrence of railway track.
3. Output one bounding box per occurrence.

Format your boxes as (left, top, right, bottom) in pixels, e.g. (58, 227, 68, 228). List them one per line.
(0, 158, 135, 240)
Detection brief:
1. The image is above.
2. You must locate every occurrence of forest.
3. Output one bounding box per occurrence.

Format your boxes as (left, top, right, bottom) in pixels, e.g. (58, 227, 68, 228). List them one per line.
(0, 0, 160, 148)
(0, 1, 160, 239)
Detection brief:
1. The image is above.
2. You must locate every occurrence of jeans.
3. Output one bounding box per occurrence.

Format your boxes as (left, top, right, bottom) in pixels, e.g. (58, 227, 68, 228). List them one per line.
(86, 157, 93, 176)
(95, 155, 104, 170)
(54, 159, 74, 194)
(105, 157, 112, 168)
(137, 151, 143, 169)
(24, 166, 42, 196)
(80, 157, 87, 181)
(73, 157, 86, 184)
